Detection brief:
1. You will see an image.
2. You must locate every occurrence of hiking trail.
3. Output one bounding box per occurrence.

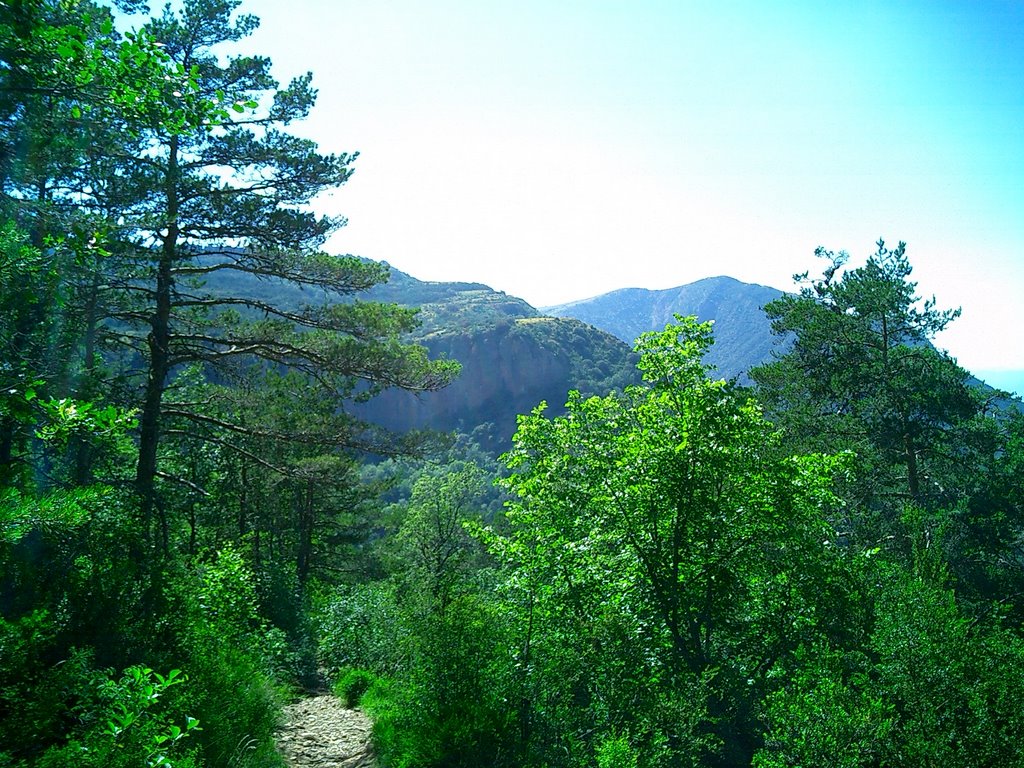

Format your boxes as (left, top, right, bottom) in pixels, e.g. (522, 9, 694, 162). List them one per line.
(276, 694, 375, 768)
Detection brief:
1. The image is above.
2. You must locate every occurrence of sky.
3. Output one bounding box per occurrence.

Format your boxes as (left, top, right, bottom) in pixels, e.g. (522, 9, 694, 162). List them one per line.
(127, 0, 1024, 379)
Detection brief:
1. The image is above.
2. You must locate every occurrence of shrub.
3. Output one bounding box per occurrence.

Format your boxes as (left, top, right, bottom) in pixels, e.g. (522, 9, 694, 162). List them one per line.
(311, 581, 408, 677)
(361, 676, 438, 768)
(595, 733, 639, 768)
(33, 662, 201, 768)
(335, 668, 378, 708)
(163, 552, 285, 767)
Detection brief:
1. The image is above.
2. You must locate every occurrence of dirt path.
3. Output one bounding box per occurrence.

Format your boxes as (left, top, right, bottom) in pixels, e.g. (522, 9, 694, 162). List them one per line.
(276, 694, 375, 768)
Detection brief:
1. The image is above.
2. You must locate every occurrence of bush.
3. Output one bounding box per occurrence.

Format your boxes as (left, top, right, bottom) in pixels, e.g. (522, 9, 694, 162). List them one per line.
(356, 594, 518, 768)
(33, 661, 201, 768)
(595, 733, 639, 768)
(163, 552, 285, 768)
(177, 641, 283, 768)
(256, 560, 318, 688)
(361, 676, 438, 768)
(335, 668, 379, 708)
(311, 581, 408, 677)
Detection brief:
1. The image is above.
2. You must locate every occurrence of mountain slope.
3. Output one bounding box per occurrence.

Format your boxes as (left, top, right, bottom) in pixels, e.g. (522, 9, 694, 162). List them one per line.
(195, 256, 641, 449)
(194, 259, 1020, 446)
(543, 276, 788, 381)
(356, 268, 639, 450)
(359, 315, 638, 450)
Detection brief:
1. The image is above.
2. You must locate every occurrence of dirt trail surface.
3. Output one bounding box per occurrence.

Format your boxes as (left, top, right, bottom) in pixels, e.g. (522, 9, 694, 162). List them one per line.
(276, 694, 375, 768)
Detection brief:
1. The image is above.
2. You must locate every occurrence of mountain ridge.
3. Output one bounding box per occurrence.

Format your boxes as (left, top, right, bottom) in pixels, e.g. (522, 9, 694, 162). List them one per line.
(202, 258, 1021, 447)
(542, 275, 790, 382)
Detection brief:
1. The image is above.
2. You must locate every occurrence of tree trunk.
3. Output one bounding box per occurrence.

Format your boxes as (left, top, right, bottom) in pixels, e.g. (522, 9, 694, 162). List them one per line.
(297, 479, 314, 584)
(73, 269, 102, 484)
(905, 433, 921, 501)
(135, 135, 179, 545)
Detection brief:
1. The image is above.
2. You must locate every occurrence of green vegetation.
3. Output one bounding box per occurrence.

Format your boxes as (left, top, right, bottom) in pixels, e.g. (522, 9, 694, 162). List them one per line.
(0, 1, 453, 765)
(2, 1, 1023, 767)
(312, 305, 1024, 768)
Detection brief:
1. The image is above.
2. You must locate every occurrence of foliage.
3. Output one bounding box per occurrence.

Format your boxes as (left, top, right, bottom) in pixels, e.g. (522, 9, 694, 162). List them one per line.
(0, 485, 104, 542)
(393, 462, 491, 615)
(3, 1, 1023, 765)
(595, 733, 640, 768)
(751, 240, 1024, 618)
(315, 453, 513, 767)
(870, 566, 1024, 765)
(1, 0, 461, 758)
(1, 647, 200, 768)
(751, 240, 980, 532)
(312, 581, 410, 679)
(162, 551, 285, 767)
(754, 645, 893, 768)
(358, 594, 518, 768)
(334, 668, 379, 708)
(489, 316, 852, 766)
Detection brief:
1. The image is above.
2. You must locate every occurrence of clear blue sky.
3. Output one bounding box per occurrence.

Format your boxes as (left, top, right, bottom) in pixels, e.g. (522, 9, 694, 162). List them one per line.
(125, 0, 1024, 378)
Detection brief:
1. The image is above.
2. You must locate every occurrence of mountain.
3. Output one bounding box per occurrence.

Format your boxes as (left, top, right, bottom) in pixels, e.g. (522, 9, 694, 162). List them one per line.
(357, 268, 640, 451)
(972, 370, 1024, 400)
(542, 276, 788, 381)
(194, 259, 1021, 449)
(189, 255, 640, 450)
(197, 256, 641, 450)
(543, 275, 1024, 412)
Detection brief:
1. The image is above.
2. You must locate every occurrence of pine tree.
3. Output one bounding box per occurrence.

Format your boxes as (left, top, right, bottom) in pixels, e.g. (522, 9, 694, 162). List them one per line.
(751, 240, 986, 544)
(72, 0, 460, 540)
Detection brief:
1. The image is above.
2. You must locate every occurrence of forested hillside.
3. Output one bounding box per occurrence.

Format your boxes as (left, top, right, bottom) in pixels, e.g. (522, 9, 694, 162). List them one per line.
(200, 258, 641, 451)
(543, 276, 787, 381)
(3, 3, 1024, 768)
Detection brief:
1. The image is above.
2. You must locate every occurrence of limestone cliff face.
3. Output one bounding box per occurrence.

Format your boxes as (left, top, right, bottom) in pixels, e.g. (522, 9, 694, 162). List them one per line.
(358, 317, 639, 451)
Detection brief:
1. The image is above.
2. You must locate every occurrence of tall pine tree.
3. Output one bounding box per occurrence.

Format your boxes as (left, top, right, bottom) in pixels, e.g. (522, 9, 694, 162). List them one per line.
(74, 0, 459, 542)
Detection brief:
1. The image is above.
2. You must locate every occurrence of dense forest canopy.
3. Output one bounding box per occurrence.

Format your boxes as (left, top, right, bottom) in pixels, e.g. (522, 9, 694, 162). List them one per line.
(2, 1, 1024, 767)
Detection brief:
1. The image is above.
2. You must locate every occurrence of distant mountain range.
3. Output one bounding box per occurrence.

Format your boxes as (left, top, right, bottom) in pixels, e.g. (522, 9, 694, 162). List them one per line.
(541, 276, 789, 382)
(354, 271, 795, 449)
(205, 258, 1020, 451)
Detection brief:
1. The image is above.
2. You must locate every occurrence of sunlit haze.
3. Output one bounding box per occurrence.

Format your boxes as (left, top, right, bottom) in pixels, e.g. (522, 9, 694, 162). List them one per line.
(124, 0, 1024, 378)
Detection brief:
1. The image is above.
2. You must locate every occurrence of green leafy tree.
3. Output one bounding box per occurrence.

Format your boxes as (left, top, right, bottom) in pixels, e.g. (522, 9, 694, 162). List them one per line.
(0, 0, 183, 219)
(0, 222, 57, 485)
(869, 565, 1024, 766)
(754, 644, 894, 768)
(756, 564, 1024, 768)
(749, 240, 1024, 624)
(494, 316, 851, 766)
(395, 462, 490, 616)
(943, 410, 1024, 624)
